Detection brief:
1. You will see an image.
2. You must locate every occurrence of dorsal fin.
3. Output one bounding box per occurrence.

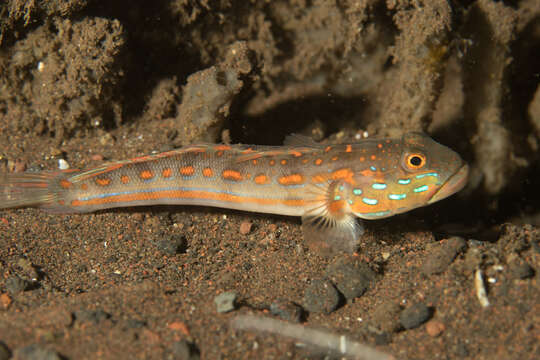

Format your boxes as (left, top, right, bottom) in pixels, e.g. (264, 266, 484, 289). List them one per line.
(283, 134, 322, 147)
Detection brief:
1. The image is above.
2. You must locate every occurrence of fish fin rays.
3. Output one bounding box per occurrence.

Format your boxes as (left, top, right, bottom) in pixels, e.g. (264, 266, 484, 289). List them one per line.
(301, 179, 363, 254)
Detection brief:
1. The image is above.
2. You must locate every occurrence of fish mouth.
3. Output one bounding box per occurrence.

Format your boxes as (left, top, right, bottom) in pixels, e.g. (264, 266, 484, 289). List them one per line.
(428, 164, 469, 204)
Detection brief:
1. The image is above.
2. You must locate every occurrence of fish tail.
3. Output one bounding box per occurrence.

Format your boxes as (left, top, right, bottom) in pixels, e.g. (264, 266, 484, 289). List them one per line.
(0, 171, 75, 211)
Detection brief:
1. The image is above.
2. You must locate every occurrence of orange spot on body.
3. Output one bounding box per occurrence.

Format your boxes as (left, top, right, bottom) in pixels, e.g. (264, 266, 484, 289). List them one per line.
(216, 151, 224, 157)
(252, 159, 258, 165)
(377, 143, 383, 149)
(140, 170, 154, 180)
(281, 159, 287, 165)
(315, 158, 323, 165)
(278, 174, 304, 186)
(346, 144, 352, 153)
(359, 156, 365, 162)
(81, 183, 88, 190)
(203, 168, 213, 177)
(325, 146, 332, 152)
(60, 179, 72, 189)
(162, 168, 172, 178)
(180, 166, 195, 177)
(222, 169, 243, 181)
(254, 174, 270, 185)
(332, 156, 338, 161)
(269, 160, 276, 166)
(96, 178, 111, 186)
(121, 175, 129, 184)
(370, 155, 377, 160)
(58, 200, 65, 206)
(331, 168, 354, 183)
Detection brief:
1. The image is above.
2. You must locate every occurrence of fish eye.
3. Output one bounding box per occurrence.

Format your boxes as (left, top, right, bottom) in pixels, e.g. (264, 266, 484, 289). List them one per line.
(404, 153, 426, 170)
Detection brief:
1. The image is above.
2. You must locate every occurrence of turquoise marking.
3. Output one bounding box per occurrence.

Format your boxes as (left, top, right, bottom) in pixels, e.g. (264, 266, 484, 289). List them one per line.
(334, 195, 342, 201)
(372, 183, 387, 190)
(398, 179, 411, 185)
(353, 188, 363, 195)
(356, 210, 391, 218)
(347, 199, 353, 205)
(388, 193, 406, 200)
(415, 172, 438, 179)
(362, 197, 378, 205)
(414, 185, 429, 193)
(370, 166, 377, 171)
(339, 185, 344, 191)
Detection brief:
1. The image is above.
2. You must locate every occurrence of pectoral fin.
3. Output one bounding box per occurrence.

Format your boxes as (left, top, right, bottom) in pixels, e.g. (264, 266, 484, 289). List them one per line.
(301, 179, 364, 254)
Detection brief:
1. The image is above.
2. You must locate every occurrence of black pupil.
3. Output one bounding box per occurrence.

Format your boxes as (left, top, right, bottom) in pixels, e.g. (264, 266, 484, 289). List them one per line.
(410, 156, 422, 166)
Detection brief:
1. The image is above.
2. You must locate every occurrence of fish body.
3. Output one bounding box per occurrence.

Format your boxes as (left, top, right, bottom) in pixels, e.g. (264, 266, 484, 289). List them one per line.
(0, 132, 468, 253)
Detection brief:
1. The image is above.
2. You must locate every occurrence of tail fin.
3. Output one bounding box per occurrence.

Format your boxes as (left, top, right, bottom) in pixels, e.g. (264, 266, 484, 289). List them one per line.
(0, 172, 61, 210)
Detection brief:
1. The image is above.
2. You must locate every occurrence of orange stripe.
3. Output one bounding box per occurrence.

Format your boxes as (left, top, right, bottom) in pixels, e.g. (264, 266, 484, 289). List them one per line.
(71, 190, 306, 208)
(214, 145, 231, 151)
(121, 175, 129, 184)
(346, 144, 352, 153)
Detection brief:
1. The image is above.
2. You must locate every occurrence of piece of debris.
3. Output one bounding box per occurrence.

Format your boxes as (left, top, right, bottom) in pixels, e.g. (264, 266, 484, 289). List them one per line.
(214, 291, 237, 313)
(231, 314, 394, 360)
(475, 269, 490, 308)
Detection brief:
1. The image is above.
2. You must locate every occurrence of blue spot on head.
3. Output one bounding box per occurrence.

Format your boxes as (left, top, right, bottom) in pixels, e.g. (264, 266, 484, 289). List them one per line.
(372, 183, 387, 190)
(339, 185, 344, 191)
(362, 197, 378, 205)
(347, 199, 353, 205)
(398, 179, 411, 185)
(353, 188, 363, 195)
(415, 172, 438, 179)
(356, 210, 391, 218)
(334, 195, 341, 201)
(370, 166, 377, 171)
(414, 185, 429, 193)
(388, 193, 406, 200)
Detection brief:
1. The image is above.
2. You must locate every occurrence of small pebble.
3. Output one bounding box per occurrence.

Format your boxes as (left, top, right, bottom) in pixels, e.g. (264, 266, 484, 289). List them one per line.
(13, 344, 61, 360)
(303, 279, 341, 314)
(0, 293, 12, 310)
(239, 221, 253, 235)
(170, 339, 199, 360)
(156, 235, 188, 255)
(399, 303, 431, 330)
(214, 291, 237, 313)
(91, 154, 104, 161)
(325, 256, 375, 300)
(0, 341, 10, 360)
(6, 276, 29, 294)
(425, 320, 446, 337)
(57, 159, 69, 170)
(509, 262, 535, 279)
(270, 300, 303, 322)
(422, 237, 466, 276)
(370, 301, 401, 333)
